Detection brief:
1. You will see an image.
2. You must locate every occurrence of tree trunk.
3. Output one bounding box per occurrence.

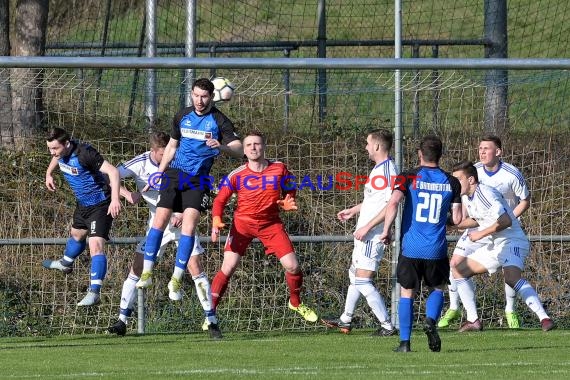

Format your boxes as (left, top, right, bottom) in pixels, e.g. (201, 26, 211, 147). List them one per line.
(11, 0, 48, 148)
(0, 0, 13, 147)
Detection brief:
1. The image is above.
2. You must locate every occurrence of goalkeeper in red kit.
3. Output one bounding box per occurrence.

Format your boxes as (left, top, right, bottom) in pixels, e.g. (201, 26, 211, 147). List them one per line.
(210, 131, 318, 322)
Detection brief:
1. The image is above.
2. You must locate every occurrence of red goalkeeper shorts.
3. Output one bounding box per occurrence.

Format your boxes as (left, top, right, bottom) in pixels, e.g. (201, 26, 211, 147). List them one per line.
(224, 217, 294, 259)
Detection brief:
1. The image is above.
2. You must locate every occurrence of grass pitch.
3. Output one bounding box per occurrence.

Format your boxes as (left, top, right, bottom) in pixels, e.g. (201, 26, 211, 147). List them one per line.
(1, 327, 568, 379)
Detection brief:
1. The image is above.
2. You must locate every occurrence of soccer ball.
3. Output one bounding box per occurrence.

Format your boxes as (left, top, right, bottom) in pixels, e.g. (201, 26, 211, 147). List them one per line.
(211, 77, 235, 103)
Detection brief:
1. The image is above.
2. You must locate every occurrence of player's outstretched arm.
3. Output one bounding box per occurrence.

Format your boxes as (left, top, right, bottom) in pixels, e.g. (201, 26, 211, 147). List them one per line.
(210, 181, 234, 242)
(455, 217, 478, 231)
(451, 202, 463, 225)
(338, 203, 361, 221)
(513, 197, 530, 218)
(468, 212, 512, 242)
(119, 186, 141, 205)
(353, 206, 386, 241)
(100, 160, 122, 218)
(142, 138, 178, 192)
(218, 139, 244, 159)
(45, 156, 59, 191)
(378, 191, 404, 244)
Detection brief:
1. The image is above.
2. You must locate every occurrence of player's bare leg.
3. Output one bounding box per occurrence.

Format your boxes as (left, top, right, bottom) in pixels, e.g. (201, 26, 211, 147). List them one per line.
(280, 253, 318, 322)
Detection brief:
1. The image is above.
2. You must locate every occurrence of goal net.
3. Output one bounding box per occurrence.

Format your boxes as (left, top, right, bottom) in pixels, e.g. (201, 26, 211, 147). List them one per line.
(0, 66, 568, 336)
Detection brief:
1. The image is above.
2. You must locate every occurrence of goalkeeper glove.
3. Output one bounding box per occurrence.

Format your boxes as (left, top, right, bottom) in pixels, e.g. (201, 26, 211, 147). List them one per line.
(211, 216, 226, 242)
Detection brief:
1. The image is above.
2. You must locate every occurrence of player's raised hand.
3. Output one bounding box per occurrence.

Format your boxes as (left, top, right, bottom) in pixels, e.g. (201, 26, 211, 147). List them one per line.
(211, 216, 226, 243)
(277, 194, 298, 211)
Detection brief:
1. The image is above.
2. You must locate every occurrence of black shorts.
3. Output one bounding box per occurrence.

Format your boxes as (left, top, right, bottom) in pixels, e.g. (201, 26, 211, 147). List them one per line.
(157, 168, 211, 212)
(72, 199, 114, 240)
(396, 254, 450, 291)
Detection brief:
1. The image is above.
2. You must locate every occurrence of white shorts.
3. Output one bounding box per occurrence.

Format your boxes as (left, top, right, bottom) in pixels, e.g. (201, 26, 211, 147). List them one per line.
(136, 223, 204, 259)
(468, 240, 529, 274)
(351, 238, 385, 272)
(452, 229, 492, 257)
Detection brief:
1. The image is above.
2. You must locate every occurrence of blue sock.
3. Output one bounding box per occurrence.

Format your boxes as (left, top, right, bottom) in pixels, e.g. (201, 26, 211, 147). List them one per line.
(398, 297, 414, 341)
(174, 235, 195, 270)
(120, 308, 133, 318)
(90, 254, 107, 292)
(426, 289, 444, 322)
(205, 309, 216, 318)
(62, 238, 86, 265)
(144, 227, 164, 263)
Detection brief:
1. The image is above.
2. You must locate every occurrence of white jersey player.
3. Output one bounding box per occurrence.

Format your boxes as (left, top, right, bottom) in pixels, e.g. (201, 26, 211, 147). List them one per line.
(440, 135, 531, 330)
(449, 161, 554, 332)
(108, 132, 216, 337)
(117, 149, 203, 259)
(355, 159, 395, 239)
(475, 161, 529, 215)
(321, 129, 397, 336)
(462, 183, 528, 262)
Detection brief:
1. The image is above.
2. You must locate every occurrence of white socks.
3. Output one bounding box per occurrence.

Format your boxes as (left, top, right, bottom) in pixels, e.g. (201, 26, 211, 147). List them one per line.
(455, 277, 478, 322)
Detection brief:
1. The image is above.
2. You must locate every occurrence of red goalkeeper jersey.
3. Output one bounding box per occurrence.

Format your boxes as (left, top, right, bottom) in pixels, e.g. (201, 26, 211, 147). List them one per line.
(212, 160, 296, 220)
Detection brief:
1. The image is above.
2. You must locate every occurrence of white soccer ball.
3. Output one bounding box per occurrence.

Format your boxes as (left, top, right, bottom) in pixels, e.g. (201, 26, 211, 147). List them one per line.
(211, 77, 235, 103)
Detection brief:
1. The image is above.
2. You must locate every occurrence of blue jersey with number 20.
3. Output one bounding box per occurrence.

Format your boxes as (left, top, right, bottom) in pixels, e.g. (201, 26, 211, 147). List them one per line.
(397, 166, 461, 260)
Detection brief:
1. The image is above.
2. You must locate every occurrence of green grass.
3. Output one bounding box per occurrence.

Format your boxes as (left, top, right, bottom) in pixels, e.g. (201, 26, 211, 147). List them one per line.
(1, 328, 568, 379)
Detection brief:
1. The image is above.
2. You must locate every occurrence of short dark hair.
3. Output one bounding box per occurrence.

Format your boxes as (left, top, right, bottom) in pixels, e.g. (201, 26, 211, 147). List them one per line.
(192, 78, 215, 95)
(481, 134, 502, 149)
(452, 160, 479, 182)
(368, 128, 393, 151)
(46, 127, 70, 144)
(149, 131, 170, 149)
(419, 134, 443, 163)
(244, 130, 266, 144)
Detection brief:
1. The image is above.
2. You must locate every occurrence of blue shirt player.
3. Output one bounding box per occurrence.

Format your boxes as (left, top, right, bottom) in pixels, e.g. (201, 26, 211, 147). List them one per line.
(136, 78, 242, 337)
(43, 127, 121, 307)
(379, 135, 462, 353)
